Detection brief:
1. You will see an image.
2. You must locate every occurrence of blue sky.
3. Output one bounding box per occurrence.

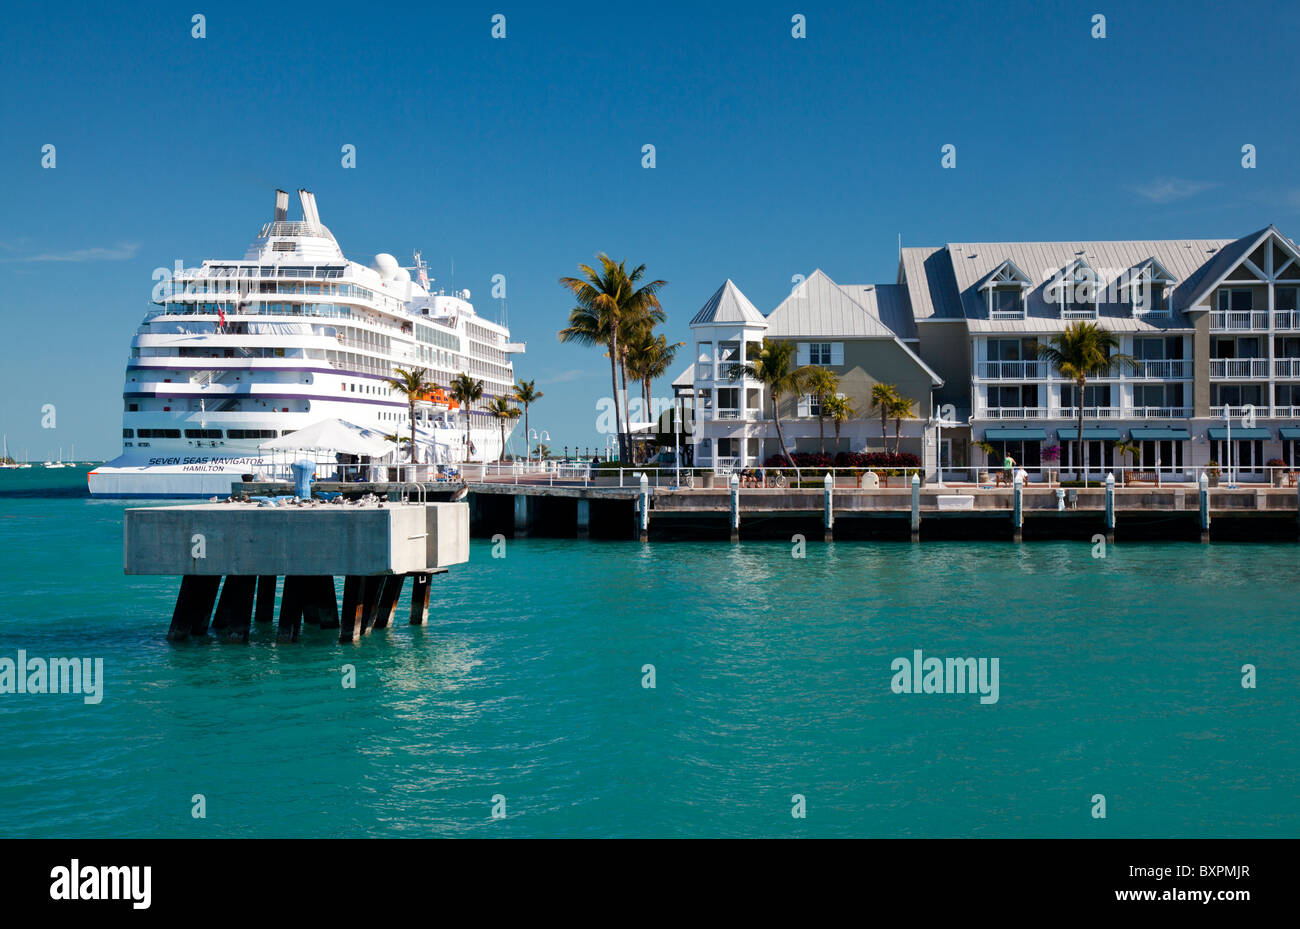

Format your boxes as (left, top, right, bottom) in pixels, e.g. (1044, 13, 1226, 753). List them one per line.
(2, 0, 1297, 458)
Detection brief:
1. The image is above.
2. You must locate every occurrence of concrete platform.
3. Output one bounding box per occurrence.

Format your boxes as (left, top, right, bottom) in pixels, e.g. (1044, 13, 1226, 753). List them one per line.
(125, 501, 468, 577)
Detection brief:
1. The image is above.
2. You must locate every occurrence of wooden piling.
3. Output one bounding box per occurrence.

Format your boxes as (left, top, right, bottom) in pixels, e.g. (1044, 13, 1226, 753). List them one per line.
(214, 575, 256, 643)
(277, 575, 306, 643)
(254, 575, 277, 623)
(167, 575, 220, 642)
(313, 576, 339, 629)
(372, 574, 406, 629)
(409, 572, 432, 625)
(340, 575, 364, 643)
(360, 576, 384, 634)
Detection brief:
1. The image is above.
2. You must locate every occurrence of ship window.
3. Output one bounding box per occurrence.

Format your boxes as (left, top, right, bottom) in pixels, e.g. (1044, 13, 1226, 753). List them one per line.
(122, 429, 134, 437)
(138, 429, 181, 439)
(184, 429, 223, 439)
(127, 403, 139, 412)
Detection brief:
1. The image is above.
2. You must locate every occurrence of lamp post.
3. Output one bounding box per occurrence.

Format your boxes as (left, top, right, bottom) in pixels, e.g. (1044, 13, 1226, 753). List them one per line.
(929, 413, 960, 487)
(1224, 408, 1233, 488)
(528, 428, 549, 465)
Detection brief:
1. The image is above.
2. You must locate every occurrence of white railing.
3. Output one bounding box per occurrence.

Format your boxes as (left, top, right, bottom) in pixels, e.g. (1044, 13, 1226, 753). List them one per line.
(1275, 358, 1300, 378)
(1129, 406, 1193, 418)
(1056, 406, 1122, 419)
(990, 309, 1026, 320)
(1276, 406, 1300, 417)
(714, 408, 742, 420)
(1209, 358, 1269, 378)
(1061, 306, 1099, 320)
(1274, 311, 1300, 330)
(717, 363, 740, 381)
(1132, 359, 1191, 378)
(1211, 311, 1268, 330)
(984, 407, 1047, 419)
(977, 360, 1046, 379)
(1210, 405, 1261, 417)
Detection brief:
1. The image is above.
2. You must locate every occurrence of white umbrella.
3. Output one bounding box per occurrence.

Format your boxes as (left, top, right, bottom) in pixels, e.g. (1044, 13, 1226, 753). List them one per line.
(258, 418, 396, 457)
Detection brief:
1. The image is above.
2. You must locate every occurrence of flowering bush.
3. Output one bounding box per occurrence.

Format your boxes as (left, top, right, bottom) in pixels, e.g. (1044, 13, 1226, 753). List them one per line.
(762, 451, 921, 468)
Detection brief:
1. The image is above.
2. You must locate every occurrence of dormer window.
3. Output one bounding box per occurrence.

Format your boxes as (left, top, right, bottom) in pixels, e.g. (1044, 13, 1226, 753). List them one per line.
(980, 260, 1031, 319)
(1052, 258, 1100, 320)
(1128, 259, 1177, 316)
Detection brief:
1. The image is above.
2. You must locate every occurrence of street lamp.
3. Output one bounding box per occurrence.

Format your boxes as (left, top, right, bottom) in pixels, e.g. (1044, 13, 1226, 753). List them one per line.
(929, 413, 961, 487)
(528, 428, 549, 464)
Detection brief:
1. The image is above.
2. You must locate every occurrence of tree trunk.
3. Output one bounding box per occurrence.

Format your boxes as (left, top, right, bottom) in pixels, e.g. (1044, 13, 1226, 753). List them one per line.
(608, 334, 626, 462)
(880, 411, 888, 452)
(619, 354, 633, 462)
(523, 405, 530, 462)
(773, 394, 800, 482)
(409, 400, 417, 465)
(894, 418, 902, 455)
(818, 412, 825, 455)
(1078, 377, 1087, 488)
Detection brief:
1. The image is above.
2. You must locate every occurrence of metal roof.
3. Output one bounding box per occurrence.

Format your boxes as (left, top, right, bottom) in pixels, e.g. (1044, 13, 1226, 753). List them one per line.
(671, 362, 695, 388)
(689, 279, 767, 327)
(766, 270, 899, 339)
(839, 283, 919, 340)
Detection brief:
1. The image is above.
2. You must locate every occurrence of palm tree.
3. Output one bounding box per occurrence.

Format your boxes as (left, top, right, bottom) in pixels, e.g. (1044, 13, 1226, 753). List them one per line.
(889, 394, 917, 455)
(822, 394, 855, 453)
(1114, 438, 1141, 485)
(537, 443, 551, 459)
(385, 367, 434, 463)
(1037, 321, 1136, 486)
(449, 372, 484, 459)
(513, 379, 543, 462)
(734, 338, 812, 473)
(806, 367, 839, 455)
(625, 330, 684, 462)
(486, 396, 521, 461)
(559, 255, 666, 463)
(870, 383, 901, 452)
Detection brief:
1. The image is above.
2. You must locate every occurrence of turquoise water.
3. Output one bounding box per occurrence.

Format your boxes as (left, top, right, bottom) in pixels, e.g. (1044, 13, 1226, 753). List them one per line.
(1, 474, 1297, 837)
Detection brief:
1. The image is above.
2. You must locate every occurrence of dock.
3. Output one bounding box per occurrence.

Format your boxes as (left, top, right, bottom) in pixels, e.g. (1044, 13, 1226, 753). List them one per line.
(125, 501, 468, 643)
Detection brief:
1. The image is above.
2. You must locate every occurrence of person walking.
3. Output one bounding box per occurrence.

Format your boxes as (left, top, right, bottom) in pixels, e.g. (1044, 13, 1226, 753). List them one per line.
(1003, 453, 1016, 487)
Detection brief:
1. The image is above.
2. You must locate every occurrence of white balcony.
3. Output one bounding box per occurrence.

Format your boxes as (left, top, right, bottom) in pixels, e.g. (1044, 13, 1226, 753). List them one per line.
(1211, 311, 1268, 330)
(1274, 358, 1300, 378)
(1210, 405, 1262, 417)
(1274, 311, 1300, 330)
(1132, 359, 1191, 379)
(1209, 358, 1269, 378)
(983, 407, 1047, 419)
(990, 308, 1026, 321)
(1056, 406, 1123, 419)
(1129, 406, 1193, 418)
(977, 360, 1046, 379)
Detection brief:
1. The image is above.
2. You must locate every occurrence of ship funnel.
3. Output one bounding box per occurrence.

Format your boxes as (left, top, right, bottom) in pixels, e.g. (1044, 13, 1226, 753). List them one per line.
(298, 189, 321, 227)
(274, 189, 289, 222)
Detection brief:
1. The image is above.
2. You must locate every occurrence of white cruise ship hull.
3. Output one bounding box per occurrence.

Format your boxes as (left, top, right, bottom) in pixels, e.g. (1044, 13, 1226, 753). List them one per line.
(88, 452, 273, 498)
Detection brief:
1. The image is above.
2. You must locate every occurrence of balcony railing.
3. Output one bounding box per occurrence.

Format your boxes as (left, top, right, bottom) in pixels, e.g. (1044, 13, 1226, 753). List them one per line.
(1211, 311, 1268, 330)
(977, 360, 1045, 379)
(716, 362, 740, 381)
(1131, 359, 1191, 379)
(1130, 406, 1193, 418)
(1056, 406, 1122, 419)
(1210, 405, 1262, 417)
(1274, 311, 1300, 330)
(1275, 358, 1300, 378)
(982, 406, 1191, 420)
(990, 308, 1026, 320)
(1061, 305, 1099, 320)
(1208, 358, 1269, 378)
(984, 407, 1047, 419)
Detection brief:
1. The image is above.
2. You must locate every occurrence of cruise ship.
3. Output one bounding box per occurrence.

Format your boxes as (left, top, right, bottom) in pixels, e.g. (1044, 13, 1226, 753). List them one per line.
(89, 189, 524, 497)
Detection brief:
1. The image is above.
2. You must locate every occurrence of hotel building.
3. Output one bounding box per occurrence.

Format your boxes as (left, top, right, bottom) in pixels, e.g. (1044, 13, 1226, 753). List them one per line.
(674, 225, 1300, 482)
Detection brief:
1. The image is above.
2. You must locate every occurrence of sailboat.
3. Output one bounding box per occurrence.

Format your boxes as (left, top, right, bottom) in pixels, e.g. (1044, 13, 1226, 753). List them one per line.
(45, 447, 69, 469)
(18, 449, 31, 469)
(0, 435, 19, 469)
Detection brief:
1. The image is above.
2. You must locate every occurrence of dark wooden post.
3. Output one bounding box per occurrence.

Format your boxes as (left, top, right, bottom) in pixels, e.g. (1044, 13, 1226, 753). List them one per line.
(277, 575, 306, 643)
(314, 576, 339, 629)
(408, 572, 431, 626)
(254, 575, 277, 623)
(372, 575, 406, 629)
(360, 576, 384, 634)
(214, 575, 256, 643)
(340, 575, 364, 643)
(168, 575, 220, 642)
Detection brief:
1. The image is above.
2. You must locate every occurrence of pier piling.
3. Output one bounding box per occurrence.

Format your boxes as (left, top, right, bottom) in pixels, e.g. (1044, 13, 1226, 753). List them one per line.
(576, 498, 590, 539)
(730, 473, 740, 542)
(911, 473, 921, 542)
(339, 575, 364, 642)
(373, 574, 406, 629)
(1012, 475, 1024, 543)
(638, 474, 650, 543)
(513, 494, 531, 537)
(1200, 472, 1211, 543)
(1105, 473, 1116, 543)
(277, 575, 305, 643)
(214, 575, 255, 643)
(167, 575, 220, 642)
(254, 575, 277, 623)
(312, 576, 339, 629)
(409, 571, 432, 625)
(824, 472, 834, 542)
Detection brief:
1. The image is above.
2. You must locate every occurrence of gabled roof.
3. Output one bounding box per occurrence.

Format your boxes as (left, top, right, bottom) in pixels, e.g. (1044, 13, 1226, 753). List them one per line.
(767, 269, 899, 339)
(839, 283, 919, 340)
(977, 259, 1033, 290)
(1182, 226, 1299, 309)
(671, 362, 695, 388)
(689, 279, 767, 327)
(919, 237, 1237, 332)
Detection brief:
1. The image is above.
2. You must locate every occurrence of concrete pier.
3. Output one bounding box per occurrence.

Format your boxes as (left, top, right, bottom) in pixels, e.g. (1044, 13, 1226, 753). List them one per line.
(126, 502, 469, 644)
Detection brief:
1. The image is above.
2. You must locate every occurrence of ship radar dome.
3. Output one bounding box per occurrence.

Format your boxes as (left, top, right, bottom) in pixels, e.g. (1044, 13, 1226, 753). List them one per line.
(393, 268, 411, 283)
(371, 253, 399, 280)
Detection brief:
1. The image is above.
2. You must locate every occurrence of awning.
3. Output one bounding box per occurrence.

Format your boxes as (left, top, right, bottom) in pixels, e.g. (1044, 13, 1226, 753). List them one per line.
(1279, 427, 1300, 440)
(1207, 427, 1270, 440)
(1057, 427, 1122, 441)
(984, 428, 1047, 441)
(1130, 427, 1191, 441)
(259, 418, 396, 457)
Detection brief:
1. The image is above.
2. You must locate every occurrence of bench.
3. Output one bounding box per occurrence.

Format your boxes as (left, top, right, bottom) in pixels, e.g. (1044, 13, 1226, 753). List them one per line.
(1124, 472, 1160, 486)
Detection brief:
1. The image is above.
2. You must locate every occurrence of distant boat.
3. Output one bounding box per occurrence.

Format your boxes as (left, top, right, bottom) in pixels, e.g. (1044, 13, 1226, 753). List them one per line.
(0, 435, 19, 470)
(45, 447, 69, 469)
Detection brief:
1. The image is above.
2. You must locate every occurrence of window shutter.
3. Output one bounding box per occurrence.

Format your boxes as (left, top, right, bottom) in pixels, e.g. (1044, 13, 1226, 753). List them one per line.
(797, 394, 810, 417)
(830, 343, 844, 366)
(796, 343, 809, 366)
